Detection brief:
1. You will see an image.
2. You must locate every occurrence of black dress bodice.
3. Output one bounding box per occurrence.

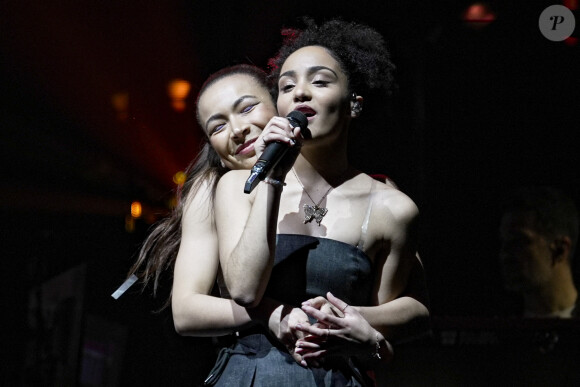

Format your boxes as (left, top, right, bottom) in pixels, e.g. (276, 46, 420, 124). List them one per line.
(265, 234, 375, 307)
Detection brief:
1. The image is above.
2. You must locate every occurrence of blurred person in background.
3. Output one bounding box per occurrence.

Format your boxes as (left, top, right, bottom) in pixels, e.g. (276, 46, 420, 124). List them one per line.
(499, 186, 578, 318)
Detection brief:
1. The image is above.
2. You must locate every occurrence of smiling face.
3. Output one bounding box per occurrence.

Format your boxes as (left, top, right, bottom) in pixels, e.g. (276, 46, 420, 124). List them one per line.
(276, 45, 352, 144)
(197, 73, 277, 170)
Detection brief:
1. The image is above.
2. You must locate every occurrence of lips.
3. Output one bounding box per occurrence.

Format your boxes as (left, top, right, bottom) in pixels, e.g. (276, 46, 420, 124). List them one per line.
(235, 137, 257, 155)
(294, 105, 316, 118)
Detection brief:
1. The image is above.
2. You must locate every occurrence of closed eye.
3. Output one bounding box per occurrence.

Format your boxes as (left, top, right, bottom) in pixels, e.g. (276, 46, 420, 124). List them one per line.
(241, 103, 258, 114)
(280, 84, 295, 92)
(209, 123, 226, 136)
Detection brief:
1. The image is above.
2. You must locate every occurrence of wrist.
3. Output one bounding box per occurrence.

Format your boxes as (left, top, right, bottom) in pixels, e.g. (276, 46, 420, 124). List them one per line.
(263, 176, 286, 188)
(372, 331, 382, 360)
(373, 332, 393, 363)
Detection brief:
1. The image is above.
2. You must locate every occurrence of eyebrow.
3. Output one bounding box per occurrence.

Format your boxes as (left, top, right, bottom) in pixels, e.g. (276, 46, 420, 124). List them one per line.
(204, 95, 257, 130)
(279, 65, 338, 80)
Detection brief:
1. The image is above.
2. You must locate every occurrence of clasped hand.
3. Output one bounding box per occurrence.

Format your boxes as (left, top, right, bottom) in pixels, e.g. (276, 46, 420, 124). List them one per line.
(269, 292, 389, 368)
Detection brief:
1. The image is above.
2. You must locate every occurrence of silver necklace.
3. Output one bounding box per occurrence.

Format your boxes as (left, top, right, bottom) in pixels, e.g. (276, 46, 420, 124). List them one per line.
(292, 168, 333, 226)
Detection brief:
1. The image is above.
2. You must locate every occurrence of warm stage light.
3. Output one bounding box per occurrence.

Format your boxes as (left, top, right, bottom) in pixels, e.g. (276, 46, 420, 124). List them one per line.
(130, 201, 142, 218)
(168, 79, 191, 99)
(173, 171, 186, 185)
(111, 92, 129, 120)
(462, 2, 496, 29)
(168, 79, 191, 112)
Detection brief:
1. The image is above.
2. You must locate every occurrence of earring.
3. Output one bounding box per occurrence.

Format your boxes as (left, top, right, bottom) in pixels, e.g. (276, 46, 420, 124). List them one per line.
(351, 92, 362, 116)
(220, 160, 226, 168)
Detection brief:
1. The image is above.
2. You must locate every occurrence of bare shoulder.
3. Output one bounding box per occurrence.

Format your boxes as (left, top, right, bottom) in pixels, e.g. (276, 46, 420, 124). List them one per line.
(218, 169, 249, 186)
(371, 179, 419, 226)
(216, 169, 260, 204)
(216, 169, 250, 196)
(182, 178, 215, 228)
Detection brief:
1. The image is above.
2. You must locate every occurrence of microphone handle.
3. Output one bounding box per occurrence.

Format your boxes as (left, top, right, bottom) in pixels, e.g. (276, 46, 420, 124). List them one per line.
(244, 111, 306, 194)
(243, 141, 288, 194)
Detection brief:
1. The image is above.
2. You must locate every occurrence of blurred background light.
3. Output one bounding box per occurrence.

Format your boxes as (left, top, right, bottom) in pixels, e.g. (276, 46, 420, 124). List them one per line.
(462, 2, 496, 29)
(173, 171, 187, 186)
(111, 92, 130, 121)
(130, 201, 142, 218)
(168, 79, 191, 112)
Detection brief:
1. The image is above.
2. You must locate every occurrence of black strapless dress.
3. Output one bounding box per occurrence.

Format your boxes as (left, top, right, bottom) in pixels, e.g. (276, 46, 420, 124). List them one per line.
(209, 234, 375, 387)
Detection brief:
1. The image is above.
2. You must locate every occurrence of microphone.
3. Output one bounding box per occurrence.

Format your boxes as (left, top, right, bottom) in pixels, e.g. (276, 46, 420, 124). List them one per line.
(244, 111, 308, 194)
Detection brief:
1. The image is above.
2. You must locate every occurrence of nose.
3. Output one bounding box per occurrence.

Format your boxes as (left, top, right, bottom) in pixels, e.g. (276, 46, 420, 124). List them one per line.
(293, 81, 311, 102)
(230, 119, 250, 142)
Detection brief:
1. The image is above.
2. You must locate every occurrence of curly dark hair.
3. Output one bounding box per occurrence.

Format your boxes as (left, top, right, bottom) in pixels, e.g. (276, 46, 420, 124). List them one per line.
(268, 18, 397, 100)
(126, 64, 272, 310)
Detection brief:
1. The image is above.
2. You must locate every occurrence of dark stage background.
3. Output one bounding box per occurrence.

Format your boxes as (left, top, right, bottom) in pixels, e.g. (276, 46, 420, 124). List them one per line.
(1, 1, 579, 386)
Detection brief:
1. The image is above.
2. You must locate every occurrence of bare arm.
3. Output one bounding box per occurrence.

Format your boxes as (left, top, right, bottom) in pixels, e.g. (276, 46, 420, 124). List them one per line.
(214, 117, 300, 307)
(296, 191, 429, 361)
(357, 191, 429, 341)
(172, 179, 312, 358)
(360, 175, 430, 341)
(172, 181, 260, 336)
(356, 266, 430, 343)
(214, 170, 282, 307)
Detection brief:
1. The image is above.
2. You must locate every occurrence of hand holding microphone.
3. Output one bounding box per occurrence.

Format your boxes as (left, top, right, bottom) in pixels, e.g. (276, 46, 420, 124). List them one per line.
(244, 111, 308, 193)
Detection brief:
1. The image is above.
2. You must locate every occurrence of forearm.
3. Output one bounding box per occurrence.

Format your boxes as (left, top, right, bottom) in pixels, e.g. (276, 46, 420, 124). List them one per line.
(173, 294, 280, 337)
(222, 182, 283, 307)
(357, 296, 430, 343)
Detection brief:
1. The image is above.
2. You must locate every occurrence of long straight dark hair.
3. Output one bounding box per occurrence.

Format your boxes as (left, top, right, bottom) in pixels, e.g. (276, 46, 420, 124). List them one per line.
(126, 64, 272, 310)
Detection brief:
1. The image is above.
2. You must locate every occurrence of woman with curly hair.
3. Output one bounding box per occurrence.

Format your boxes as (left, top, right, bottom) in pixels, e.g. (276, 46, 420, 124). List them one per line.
(213, 18, 429, 386)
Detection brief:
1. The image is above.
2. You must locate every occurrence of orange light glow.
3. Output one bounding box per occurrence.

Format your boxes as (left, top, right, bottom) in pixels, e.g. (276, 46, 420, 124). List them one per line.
(173, 171, 186, 185)
(111, 92, 129, 120)
(168, 79, 191, 112)
(462, 2, 496, 29)
(168, 79, 191, 99)
(130, 201, 142, 218)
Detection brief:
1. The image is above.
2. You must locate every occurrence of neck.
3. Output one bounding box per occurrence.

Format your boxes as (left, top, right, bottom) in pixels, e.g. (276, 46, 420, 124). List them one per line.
(295, 128, 352, 186)
(292, 154, 353, 189)
(523, 268, 578, 317)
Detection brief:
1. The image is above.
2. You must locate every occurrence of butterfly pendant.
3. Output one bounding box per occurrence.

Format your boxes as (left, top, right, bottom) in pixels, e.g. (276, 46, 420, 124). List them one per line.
(303, 204, 328, 226)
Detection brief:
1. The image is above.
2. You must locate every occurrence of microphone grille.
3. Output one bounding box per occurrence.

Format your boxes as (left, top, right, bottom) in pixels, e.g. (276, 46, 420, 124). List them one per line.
(287, 111, 308, 129)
